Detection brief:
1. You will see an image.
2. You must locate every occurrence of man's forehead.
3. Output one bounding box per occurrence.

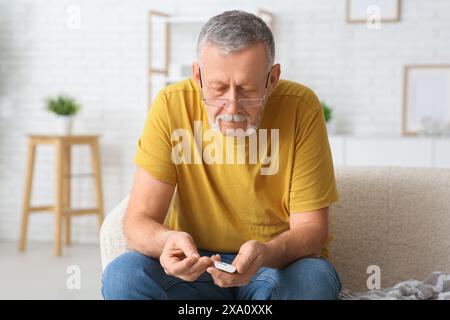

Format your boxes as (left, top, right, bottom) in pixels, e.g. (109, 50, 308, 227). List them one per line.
(199, 43, 269, 86)
(202, 67, 264, 86)
(206, 77, 256, 86)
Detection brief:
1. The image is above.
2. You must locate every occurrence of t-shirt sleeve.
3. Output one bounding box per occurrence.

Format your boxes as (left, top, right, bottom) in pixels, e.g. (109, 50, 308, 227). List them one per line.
(134, 91, 177, 185)
(289, 90, 339, 213)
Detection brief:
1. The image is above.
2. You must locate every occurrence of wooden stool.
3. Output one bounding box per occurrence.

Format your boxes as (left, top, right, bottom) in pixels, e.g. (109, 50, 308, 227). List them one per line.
(19, 135, 105, 256)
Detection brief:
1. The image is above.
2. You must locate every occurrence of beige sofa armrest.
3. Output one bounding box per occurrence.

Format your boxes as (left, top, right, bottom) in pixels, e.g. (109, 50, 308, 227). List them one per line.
(100, 195, 130, 271)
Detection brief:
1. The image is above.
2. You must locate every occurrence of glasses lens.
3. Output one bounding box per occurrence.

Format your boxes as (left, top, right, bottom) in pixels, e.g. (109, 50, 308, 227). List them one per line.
(203, 98, 264, 108)
(238, 99, 263, 107)
(204, 99, 228, 108)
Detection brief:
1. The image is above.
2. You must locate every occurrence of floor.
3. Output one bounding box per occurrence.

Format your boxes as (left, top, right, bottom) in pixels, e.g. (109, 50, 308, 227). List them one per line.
(0, 241, 103, 300)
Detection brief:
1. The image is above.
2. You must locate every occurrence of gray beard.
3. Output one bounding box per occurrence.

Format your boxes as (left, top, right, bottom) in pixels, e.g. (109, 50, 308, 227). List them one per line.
(206, 105, 265, 137)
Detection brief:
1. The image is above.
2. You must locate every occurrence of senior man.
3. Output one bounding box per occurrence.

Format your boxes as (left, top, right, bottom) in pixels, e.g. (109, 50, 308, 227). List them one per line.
(102, 10, 341, 300)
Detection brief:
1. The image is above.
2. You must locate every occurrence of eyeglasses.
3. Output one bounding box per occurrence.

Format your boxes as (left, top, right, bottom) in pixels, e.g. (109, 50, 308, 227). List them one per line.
(199, 68, 271, 108)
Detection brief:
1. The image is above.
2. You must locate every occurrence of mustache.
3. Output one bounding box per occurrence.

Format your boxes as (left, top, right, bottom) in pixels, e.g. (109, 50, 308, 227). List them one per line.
(215, 114, 248, 122)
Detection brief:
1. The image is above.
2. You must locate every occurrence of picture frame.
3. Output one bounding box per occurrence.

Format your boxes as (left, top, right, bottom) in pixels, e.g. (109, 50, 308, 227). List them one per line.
(148, 10, 170, 76)
(346, 0, 401, 23)
(402, 65, 450, 136)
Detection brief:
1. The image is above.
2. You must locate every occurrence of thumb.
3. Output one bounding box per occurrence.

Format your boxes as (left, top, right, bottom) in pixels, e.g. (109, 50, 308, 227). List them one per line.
(233, 252, 255, 274)
(234, 243, 258, 273)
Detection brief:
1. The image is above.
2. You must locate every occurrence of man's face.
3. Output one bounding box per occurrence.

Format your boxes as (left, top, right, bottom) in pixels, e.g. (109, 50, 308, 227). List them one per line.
(194, 42, 280, 136)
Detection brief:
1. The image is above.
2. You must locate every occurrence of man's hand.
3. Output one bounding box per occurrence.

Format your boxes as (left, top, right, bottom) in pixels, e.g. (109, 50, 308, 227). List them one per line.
(160, 231, 214, 282)
(207, 240, 268, 287)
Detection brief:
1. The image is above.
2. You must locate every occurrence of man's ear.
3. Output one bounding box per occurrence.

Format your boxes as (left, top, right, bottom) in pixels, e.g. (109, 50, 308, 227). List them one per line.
(268, 63, 281, 94)
(192, 63, 201, 88)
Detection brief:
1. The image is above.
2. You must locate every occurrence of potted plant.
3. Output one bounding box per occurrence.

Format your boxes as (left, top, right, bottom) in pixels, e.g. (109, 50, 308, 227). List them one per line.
(321, 101, 334, 134)
(46, 95, 81, 135)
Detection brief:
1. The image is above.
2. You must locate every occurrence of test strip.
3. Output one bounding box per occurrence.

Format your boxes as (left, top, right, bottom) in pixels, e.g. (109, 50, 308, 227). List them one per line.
(214, 261, 237, 273)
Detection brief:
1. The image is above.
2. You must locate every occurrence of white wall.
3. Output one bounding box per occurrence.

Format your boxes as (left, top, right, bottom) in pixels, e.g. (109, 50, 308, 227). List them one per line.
(0, 0, 449, 243)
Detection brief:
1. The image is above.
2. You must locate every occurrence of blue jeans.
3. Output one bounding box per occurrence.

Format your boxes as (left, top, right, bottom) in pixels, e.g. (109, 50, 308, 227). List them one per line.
(101, 250, 341, 300)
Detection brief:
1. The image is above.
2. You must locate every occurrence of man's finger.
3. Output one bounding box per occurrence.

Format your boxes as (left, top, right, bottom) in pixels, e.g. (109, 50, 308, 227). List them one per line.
(186, 256, 214, 276)
(185, 259, 215, 280)
(206, 267, 239, 282)
(207, 267, 229, 287)
(211, 254, 221, 262)
(233, 253, 256, 274)
(207, 267, 241, 287)
(183, 256, 218, 279)
(170, 254, 199, 275)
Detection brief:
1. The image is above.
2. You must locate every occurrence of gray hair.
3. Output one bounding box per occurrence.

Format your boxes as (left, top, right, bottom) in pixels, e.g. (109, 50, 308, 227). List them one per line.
(196, 10, 275, 69)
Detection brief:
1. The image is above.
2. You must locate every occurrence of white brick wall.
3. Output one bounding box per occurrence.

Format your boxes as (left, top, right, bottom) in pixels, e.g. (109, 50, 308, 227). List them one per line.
(0, 0, 449, 243)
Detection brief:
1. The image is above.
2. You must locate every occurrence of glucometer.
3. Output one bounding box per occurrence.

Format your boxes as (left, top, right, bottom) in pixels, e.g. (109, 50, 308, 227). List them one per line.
(214, 261, 237, 273)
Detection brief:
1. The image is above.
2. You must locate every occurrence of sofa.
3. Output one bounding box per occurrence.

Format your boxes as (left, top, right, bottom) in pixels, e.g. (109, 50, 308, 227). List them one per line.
(100, 166, 450, 293)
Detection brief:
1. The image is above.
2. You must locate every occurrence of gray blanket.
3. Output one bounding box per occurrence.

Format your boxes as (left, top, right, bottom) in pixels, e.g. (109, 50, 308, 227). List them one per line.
(338, 272, 450, 300)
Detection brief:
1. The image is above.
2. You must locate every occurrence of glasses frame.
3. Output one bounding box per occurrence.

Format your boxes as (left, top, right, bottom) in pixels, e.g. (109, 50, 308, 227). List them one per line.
(199, 67, 271, 109)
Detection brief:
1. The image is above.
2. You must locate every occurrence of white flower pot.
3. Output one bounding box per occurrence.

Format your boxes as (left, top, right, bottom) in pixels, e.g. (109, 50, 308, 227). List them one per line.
(57, 115, 74, 135)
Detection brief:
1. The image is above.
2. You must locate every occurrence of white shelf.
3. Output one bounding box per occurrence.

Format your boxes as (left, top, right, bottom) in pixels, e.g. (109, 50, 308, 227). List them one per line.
(329, 135, 450, 168)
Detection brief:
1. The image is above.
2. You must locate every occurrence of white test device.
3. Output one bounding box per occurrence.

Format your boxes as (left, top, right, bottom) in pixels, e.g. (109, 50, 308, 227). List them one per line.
(214, 261, 237, 273)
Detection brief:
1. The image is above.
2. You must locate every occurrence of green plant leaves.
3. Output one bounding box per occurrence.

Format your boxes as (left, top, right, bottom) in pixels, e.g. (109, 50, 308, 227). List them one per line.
(321, 102, 332, 122)
(46, 95, 81, 116)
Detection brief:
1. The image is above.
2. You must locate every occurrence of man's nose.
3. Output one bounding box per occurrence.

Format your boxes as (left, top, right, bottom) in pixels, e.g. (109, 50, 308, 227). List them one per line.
(225, 99, 239, 114)
(225, 88, 239, 114)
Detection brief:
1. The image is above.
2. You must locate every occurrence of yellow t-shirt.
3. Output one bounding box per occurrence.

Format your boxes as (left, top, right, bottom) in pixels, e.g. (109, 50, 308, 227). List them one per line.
(135, 78, 338, 256)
